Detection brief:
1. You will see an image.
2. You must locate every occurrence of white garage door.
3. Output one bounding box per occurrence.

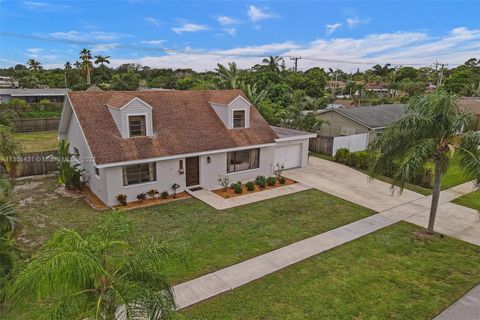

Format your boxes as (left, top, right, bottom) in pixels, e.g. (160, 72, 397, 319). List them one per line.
(274, 144, 302, 169)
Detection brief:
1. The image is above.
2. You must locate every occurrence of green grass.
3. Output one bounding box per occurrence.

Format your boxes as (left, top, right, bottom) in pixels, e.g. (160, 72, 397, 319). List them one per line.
(452, 191, 480, 211)
(184, 222, 480, 320)
(12, 176, 375, 284)
(14, 130, 58, 153)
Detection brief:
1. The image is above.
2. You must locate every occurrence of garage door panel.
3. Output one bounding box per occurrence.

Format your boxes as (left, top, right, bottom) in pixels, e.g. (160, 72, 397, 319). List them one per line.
(274, 144, 302, 169)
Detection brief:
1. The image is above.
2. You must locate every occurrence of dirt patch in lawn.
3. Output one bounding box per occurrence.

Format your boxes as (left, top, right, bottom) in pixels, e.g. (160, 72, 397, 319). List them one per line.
(113, 192, 190, 210)
(213, 178, 297, 199)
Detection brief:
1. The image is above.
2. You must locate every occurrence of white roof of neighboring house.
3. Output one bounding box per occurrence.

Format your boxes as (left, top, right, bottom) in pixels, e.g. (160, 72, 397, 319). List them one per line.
(0, 88, 69, 96)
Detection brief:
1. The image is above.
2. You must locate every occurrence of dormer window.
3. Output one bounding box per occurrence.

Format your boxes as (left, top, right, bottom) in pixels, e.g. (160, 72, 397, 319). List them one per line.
(129, 115, 146, 137)
(233, 110, 246, 128)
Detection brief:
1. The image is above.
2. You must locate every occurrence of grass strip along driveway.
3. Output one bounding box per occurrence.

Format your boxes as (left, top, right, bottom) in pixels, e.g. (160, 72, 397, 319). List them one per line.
(184, 222, 480, 320)
(452, 191, 480, 211)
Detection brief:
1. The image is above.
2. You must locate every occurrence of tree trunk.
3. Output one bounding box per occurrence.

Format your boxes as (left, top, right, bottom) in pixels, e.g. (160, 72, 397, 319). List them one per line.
(427, 160, 443, 233)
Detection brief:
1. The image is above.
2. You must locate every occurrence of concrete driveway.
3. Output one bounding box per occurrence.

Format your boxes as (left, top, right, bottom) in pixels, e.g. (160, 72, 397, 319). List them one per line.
(283, 156, 424, 212)
(285, 156, 480, 245)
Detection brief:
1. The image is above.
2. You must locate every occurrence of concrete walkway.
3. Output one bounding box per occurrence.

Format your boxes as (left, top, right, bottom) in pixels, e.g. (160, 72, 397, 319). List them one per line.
(173, 213, 398, 309)
(186, 183, 311, 210)
(434, 285, 480, 320)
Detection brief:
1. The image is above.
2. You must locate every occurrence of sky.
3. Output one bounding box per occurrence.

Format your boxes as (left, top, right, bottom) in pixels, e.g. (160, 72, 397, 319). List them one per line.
(0, 0, 479, 71)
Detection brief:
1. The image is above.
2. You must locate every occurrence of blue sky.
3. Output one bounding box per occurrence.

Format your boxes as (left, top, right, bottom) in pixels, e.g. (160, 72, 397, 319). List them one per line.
(0, 0, 479, 70)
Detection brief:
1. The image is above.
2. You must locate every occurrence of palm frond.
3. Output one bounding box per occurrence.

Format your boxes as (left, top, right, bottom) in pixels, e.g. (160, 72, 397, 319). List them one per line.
(0, 199, 19, 236)
(457, 131, 480, 188)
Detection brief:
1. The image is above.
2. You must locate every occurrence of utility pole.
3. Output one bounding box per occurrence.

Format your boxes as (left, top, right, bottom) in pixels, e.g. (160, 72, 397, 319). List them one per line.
(290, 57, 301, 72)
(433, 61, 448, 88)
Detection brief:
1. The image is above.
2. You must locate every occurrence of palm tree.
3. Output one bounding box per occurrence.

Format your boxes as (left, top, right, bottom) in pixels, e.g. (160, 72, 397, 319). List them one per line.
(241, 81, 268, 106)
(0, 199, 18, 236)
(79, 48, 93, 85)
(215, 62, 239, 89)
(8, 211, 177, 319)
(371, 63, 392, 81)
(26, 59, 42, 72)
(0, 127, 22, 180)
(94, 55, 111, 66)
(369, 91, 480, 233)
(262, 56, 284, 72)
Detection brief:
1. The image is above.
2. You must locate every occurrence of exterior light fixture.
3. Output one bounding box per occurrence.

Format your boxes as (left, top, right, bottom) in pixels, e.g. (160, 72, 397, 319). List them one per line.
(171, 183, 180, 198)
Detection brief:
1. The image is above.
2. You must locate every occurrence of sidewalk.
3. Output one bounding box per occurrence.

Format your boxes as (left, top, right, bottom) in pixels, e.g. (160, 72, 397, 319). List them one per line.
(434, 284, 480, 320)
(173, 181, 479, 309)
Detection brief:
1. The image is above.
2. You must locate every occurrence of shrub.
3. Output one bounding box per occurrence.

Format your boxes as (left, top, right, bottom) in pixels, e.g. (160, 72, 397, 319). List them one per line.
(136, 193, 147, 201)
(146, 189, 159, 198)
(346, 152, 358, 167)
(266, 176, 276, 186)
(353, 151, 372, 170)
(245, 181, 255, 191)
(7, 98, 27, 107)
(274, 163, 285, 179)
(255, 175, 267, 189)
(116, 194, 127, 206)
(232, 183, 243, 194)
(217, 174, 230, 191)
(334, 148, 350, 164)
(57, 140, 83, 189)
(279, 177, 286, 184)
(160, 191, 169, 199)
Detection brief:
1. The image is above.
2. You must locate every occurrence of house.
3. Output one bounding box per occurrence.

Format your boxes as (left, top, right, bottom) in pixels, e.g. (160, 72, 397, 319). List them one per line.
(457, 97, 480, 131)
(58, 90, 315, 206)
(0, 88, 68, 104)
(0, 76, 18, 89)
(316, 104, 406, 142)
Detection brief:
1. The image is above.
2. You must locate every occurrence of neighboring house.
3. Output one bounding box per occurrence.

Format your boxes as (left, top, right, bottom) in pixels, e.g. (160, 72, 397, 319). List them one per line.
(457, 97, 480, 131)
(313, 104, 406, 155)
(58, 90, 315, 206)
(0, 76, 18, 89)
(0, 88, 68, 104)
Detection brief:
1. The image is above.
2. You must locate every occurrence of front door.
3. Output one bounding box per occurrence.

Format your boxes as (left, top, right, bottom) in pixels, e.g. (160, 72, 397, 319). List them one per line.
(185, 156, 200, 187)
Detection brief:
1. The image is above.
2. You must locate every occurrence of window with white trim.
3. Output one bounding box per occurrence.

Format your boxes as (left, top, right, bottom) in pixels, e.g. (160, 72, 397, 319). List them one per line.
(122, 162, 156, 186)
(128, 115, 146, 137)
(227, 148, 259, 173)
(233, 110, 246, 128)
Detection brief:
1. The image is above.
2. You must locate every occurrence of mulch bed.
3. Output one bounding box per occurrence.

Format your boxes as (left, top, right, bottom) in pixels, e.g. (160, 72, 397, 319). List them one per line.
(112, 192, 190, 210)
(213, 178, 297, 199)
(81, 186, 109, 210)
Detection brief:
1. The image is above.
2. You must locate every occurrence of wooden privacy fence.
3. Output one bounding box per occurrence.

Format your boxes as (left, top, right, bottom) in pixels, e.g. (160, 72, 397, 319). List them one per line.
(0, 150, 58, 177)
(15, 117, 60, 133)
(309, 136, 334, 155)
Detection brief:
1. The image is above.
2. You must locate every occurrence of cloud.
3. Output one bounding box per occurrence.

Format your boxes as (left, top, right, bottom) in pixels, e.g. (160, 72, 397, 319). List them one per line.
(92, 43, 119, 53)
(326, 23, 342, 35)
(26, 48, 43, 54)
(145, 17, 162, 27)
(247, 5, 273, 22)
(346, 16, 370, 27)
(104, 27, 480, 72)
(223, 28, 236, 36)
(22, 1, 70, 11)
(140, 40, 166, 45)
(49, 30, 122, 41)
(217, 15, 238, 25)
(172, 22, 208, 34)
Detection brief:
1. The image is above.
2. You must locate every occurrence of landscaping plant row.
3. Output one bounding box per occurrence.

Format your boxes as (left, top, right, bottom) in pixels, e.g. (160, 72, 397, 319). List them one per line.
(334, 148, 433, 188)
(115, 188, 170, 206)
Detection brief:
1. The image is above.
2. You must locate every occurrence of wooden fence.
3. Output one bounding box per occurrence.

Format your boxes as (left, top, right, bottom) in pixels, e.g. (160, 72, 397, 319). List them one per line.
(15, 117, 60, 133)
(0, 150, 58, 177)
(309, 136, 334, 155)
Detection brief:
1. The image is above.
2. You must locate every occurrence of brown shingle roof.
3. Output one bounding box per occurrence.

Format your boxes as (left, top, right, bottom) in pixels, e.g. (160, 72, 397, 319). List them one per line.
(68, 90, 278, 165)
(458, 97, 480, 115)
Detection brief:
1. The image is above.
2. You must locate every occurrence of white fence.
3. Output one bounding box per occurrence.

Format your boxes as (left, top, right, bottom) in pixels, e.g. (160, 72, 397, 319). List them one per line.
(331, 133, 369, 156)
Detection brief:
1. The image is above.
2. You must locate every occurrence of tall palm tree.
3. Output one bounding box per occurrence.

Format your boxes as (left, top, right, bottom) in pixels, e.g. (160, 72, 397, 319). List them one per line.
(262, 56, 284, 72)
(63, 61, 72, 88)
(26, 59, 42, 72)
(94, 55, 111, 66)
(215, 62, 239, 89)
(369, 91, 480, 233)
(79, 48, 93, 85)
(8, 211, 177, 319)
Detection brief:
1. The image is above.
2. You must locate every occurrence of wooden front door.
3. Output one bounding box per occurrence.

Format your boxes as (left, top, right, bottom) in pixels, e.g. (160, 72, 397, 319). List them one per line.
(185, 156, 200, 187)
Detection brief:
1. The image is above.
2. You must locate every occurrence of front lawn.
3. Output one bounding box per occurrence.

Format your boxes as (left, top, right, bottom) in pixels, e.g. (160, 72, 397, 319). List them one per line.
(14, 130, 58, 153)
(452, 191, 480, 211)
(12, 176, 375, 285)
(184, 222, 480, 320)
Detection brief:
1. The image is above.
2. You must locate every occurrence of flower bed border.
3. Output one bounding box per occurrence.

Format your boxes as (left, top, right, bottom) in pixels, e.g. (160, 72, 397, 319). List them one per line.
(213, 178, 297, 199)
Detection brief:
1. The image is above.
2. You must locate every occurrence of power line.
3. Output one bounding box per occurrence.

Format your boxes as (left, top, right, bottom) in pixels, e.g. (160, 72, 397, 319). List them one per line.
(290, 57, 302, 72)
(0, 32, 463, 68)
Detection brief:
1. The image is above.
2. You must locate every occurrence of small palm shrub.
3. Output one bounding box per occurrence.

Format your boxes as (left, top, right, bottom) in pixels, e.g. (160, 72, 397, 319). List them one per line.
(136, 193, 147, 201)
(217, 175, 230, 191)
(245, 181, 255, 191)
(231, 182, 243, 194)
(116, 194, 127, 206)
(266, 176, 276, 186)
(146, 189, 159, 199)
(279, 177, 286, 184)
